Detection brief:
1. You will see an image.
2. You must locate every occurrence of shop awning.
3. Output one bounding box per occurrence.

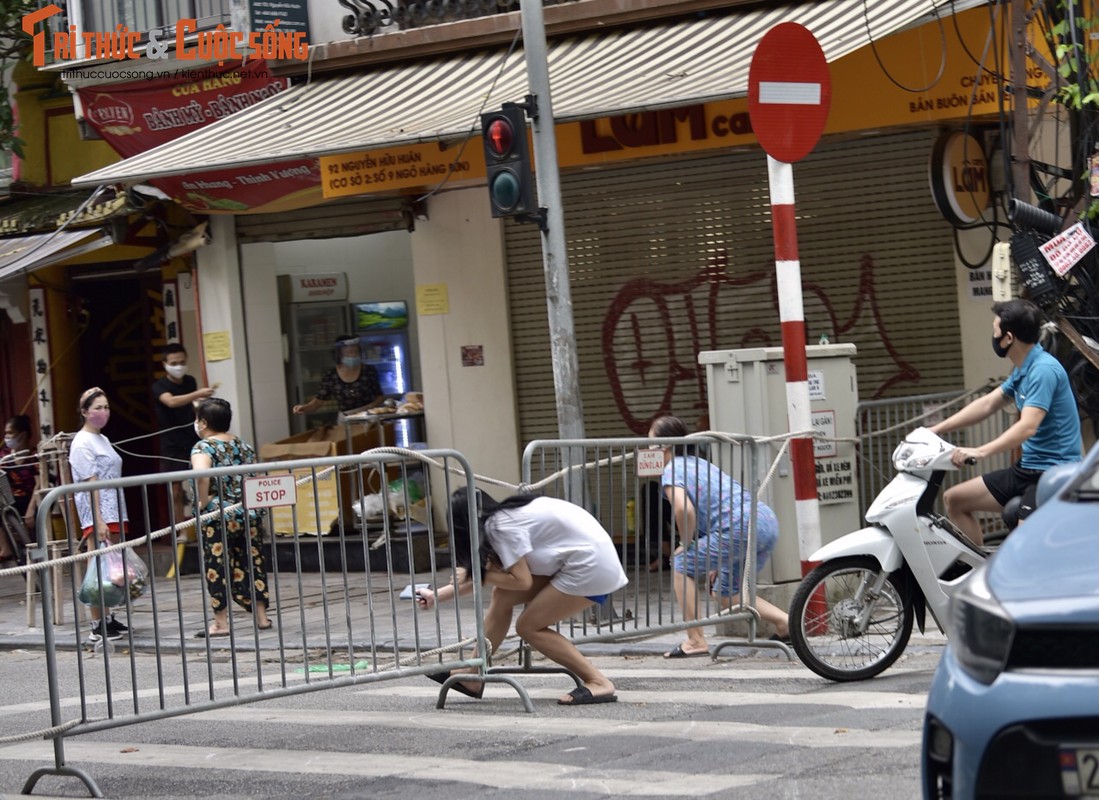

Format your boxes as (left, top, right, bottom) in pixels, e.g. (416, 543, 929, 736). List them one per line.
(0, 229, 114, 282)
(73, 0, 975, 187)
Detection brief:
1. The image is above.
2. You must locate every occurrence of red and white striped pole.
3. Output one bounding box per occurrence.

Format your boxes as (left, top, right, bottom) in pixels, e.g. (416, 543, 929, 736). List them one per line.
(767, 155, 822, 576)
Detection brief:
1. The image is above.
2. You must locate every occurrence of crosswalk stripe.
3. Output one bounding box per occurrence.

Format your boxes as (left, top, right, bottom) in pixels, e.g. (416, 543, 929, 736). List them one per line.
(0, 741, 778, 796)
(359, 684, 929, 710)
(188, 705, 923, 748)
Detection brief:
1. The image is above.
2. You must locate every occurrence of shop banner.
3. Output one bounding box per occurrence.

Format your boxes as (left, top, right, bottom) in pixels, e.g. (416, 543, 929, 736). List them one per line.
(78, 59, 321, 214)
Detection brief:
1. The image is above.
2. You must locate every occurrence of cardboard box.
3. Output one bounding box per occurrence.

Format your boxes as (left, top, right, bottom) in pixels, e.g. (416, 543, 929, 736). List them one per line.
(259, 424, 393, 535)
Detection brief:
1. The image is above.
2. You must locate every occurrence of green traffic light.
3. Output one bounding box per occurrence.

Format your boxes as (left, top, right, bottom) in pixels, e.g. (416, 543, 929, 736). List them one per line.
(490, 170, 521, 212)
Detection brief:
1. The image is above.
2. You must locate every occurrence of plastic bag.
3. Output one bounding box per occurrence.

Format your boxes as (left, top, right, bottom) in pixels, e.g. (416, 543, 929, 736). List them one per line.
(79, 546, 149, 607)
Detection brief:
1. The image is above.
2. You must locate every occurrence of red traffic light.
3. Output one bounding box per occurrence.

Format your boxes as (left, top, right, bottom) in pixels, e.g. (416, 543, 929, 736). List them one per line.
(485, 118, 514, 158)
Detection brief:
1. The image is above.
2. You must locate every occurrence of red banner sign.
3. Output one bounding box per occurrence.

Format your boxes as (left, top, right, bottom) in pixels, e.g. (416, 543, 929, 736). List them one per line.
(78, 59, 322, 213)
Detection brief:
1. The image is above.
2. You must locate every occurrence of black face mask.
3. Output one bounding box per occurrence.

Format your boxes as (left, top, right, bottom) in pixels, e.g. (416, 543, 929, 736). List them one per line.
(992, 333, 1013, 358)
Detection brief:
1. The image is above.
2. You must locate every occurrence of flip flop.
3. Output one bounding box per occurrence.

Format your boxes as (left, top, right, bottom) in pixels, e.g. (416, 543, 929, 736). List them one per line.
(558, 686, 618, 706)
(195, 629, 231, 638)
(663, 644, 709, 659)
(257, 622, 273, 630)
(426, 671, 484, 699)
(768, 633, 792, 644)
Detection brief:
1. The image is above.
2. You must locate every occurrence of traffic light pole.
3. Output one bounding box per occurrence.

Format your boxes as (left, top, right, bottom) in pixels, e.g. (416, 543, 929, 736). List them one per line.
(519, 0, 586, 441)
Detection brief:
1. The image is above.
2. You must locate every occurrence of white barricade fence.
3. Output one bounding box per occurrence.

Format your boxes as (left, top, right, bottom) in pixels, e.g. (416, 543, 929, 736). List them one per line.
(3, 448, 509, 798)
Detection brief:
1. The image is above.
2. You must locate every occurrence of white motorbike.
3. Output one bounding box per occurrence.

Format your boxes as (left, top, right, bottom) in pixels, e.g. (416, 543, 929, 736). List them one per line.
(788, 427, 986, 681)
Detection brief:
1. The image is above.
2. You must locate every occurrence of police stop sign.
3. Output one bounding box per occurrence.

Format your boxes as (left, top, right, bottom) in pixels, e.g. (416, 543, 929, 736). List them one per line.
(748, 22, 831, 163)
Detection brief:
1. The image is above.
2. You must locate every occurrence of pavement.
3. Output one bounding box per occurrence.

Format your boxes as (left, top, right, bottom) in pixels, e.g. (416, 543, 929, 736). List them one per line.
(0, 542, 948, 661)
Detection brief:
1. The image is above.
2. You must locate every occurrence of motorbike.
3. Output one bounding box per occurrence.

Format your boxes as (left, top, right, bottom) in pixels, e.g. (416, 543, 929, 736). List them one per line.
(788, 427, 986, 682)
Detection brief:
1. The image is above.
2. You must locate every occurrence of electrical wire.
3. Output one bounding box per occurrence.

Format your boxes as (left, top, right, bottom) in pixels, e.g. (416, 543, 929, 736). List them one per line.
(861, 0, 947, 93)
(414, 24, 524, 204)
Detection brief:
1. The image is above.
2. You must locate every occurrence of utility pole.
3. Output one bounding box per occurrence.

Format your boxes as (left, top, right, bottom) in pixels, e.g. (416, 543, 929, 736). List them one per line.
(518, 0, 586, 442)
(1010, 0, 1030, 202)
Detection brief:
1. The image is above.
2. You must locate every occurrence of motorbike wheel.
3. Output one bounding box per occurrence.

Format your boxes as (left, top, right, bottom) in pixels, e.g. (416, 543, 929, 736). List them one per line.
(789, 556, 914, 682)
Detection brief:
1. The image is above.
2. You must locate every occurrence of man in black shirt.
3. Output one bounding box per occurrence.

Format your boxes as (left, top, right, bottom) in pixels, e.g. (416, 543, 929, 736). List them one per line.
(152, 343, 214, 528)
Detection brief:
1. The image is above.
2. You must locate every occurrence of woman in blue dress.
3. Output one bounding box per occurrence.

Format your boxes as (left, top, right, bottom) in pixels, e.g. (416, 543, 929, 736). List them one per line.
(649, 415, 789, 657)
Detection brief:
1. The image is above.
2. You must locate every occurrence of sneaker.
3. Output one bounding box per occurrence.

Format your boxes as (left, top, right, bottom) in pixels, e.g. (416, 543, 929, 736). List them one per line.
(105, 615, 128, 638)
(86, 622, 103, 644)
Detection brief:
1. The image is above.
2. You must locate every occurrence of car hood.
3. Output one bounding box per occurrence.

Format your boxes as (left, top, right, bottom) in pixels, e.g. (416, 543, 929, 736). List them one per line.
(989, 500, 1099, 608)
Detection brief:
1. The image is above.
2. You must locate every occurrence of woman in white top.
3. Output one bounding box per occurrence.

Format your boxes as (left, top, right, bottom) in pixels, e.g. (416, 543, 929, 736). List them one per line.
(68, 387, 130, 643)
(417, 489, 628, 706)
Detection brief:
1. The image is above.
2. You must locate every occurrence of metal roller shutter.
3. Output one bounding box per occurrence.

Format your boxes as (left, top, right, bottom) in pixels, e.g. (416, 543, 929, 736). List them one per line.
(235, 196, 413, 243)
(506, 128, 963, 443)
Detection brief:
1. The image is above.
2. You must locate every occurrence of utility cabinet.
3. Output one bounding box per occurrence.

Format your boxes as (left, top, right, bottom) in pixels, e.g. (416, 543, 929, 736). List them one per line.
(699, 344, 861, 584)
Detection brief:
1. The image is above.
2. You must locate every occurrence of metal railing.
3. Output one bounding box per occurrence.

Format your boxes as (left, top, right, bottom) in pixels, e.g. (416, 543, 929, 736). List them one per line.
(12, 448, 493, 798)
(856, 384, 1015, 533)
(520, 433, 786, 660)
(338, 0, 580, 38)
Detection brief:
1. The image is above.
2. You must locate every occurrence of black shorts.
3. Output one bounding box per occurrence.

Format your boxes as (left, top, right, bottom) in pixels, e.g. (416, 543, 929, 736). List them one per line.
(982, 463, 1044, 507)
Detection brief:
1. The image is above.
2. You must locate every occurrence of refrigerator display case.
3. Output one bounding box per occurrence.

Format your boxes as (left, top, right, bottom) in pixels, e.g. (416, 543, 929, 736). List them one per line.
(353, 300, 419, 446)
(280, 275, 351, 434)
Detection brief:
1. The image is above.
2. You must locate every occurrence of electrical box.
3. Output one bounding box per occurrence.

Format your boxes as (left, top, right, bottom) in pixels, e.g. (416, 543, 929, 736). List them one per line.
(699, 344, 861, 584)
(991, 241, 1015, 302)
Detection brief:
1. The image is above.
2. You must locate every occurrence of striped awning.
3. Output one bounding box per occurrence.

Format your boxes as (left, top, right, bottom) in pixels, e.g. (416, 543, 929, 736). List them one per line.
(73, 0, 973, 187)
(0, 229, 114, 282)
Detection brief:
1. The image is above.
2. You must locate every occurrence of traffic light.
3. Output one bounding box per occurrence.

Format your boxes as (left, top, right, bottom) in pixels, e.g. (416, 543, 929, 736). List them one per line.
(481, 104, 536, 218)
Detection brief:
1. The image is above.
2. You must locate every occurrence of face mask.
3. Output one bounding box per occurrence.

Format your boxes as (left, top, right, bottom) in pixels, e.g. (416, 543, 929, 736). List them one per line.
(85, 409, 109, 429)
(992, 333, 1013, 358)
(194, 421, 203, 437)
(165, 364, 187, 379)
(341, 356, 360, 368)
(3, 437, 17, 450)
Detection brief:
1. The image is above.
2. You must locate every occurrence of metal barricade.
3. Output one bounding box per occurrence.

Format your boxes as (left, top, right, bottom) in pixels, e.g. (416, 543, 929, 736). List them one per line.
(13, 448, 512, 798)
(856, 385, 1015, 534)
(519, 434, 788, 662)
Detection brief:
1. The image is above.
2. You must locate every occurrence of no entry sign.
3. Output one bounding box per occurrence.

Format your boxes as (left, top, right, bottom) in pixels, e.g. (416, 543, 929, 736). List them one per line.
(748, 22, 831, 163)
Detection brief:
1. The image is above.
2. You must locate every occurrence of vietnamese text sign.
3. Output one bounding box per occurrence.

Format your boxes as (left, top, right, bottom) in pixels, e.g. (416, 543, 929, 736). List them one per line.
(636, 448, 666, 477)
(245, 474, 298, 508)
(815, 456, 854, 505)
(320, 145, 486, 199)
(1039, 221, 1096, 277)
(811, 409, 837, 458)
(808, 370, 825, 400)
(416, 284, 449, 316)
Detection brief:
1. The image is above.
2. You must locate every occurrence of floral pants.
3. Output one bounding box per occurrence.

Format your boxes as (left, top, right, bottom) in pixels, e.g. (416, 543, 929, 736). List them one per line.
(201, 513, 269, 613)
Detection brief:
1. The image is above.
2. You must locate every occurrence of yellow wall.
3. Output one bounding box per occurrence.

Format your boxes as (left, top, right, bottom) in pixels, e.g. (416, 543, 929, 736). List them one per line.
(14, 80, 119, 188)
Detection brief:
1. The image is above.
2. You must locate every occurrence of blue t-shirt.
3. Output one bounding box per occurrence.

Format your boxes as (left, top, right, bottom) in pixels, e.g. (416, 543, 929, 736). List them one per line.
(1000, 343, 1081, 469)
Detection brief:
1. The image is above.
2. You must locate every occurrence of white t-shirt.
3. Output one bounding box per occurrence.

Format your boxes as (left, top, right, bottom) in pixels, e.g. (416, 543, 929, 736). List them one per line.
(68, 430, 127, 530)
(484, 496, 628, 597)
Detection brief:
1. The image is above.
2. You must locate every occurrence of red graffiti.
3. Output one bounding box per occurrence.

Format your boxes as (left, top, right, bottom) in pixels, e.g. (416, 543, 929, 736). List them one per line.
(602, 252, 920, 433)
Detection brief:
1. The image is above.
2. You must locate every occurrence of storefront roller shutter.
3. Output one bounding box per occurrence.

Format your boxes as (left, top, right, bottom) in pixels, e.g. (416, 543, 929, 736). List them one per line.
(506, 128, 963, 443)
(235, 196, 413, 243)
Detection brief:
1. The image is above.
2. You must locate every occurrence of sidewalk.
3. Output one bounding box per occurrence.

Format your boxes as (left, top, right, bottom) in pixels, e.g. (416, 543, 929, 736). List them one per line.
(0, 561, 947, 660)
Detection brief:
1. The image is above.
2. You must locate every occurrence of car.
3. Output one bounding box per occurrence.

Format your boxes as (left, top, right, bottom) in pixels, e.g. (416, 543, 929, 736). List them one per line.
(923, 442, 1099, 800)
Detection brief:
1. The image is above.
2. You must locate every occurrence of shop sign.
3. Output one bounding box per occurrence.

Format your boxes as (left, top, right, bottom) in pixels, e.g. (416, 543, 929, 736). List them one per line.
(288, 273, 348, 302)
(929, 131, 990, 226)
(78, 59, 320, 213)
(320, 144, 486, 199)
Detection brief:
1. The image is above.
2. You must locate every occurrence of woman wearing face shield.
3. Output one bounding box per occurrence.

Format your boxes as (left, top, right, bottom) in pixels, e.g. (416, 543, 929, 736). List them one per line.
(291, 335, 384, 417)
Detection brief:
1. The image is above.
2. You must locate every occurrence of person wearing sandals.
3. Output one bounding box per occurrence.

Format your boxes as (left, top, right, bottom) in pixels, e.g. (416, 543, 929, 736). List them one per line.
(190, 398, 271, 638)
(649, 415, 789, 658)
(415, 488, 628, 706)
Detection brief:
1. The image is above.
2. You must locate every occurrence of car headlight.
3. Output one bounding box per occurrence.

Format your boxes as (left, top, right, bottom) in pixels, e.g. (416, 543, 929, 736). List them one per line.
(949, 566, 1015, 684)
